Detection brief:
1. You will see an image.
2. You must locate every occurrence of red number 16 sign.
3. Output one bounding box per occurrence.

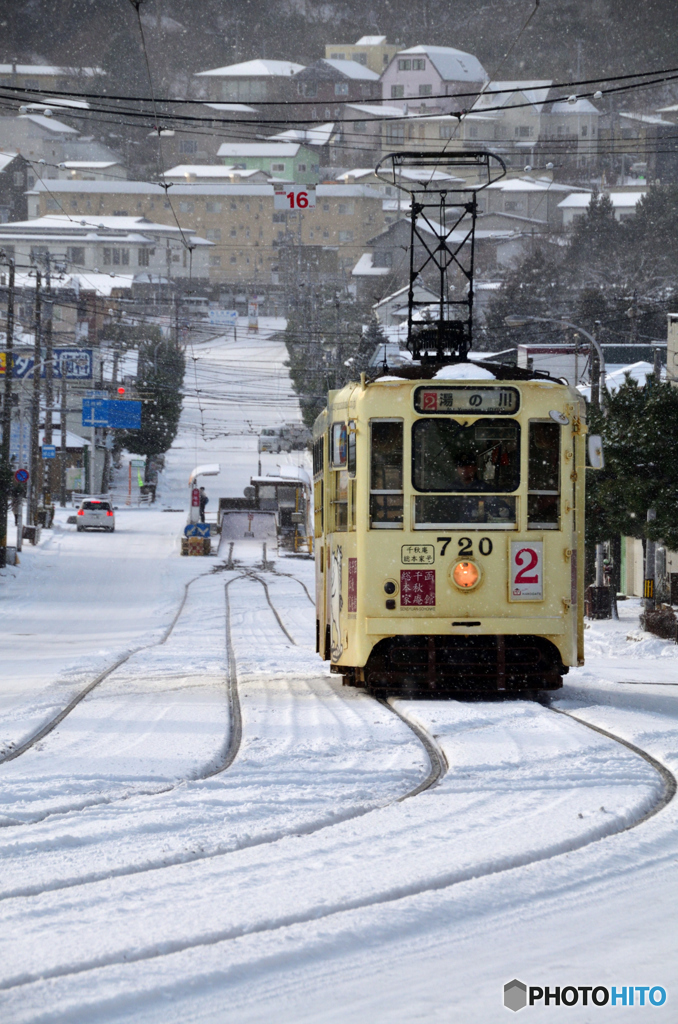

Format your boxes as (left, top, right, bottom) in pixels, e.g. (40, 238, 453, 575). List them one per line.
(274, 189, 316, 210)
(510, 541, 543, 600)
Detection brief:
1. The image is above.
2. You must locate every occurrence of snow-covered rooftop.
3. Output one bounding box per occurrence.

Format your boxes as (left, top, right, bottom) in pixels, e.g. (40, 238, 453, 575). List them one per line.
(352, 253, 391, 277)
(203, 103, 258, 113)
(548, 98, 600, 115)
(356, 35, 387, 45)
(619, 111, 675, 126)
(216, 142, 301, 158)
(396, 45, 487, 83)
(0, 151, 18, 173)
(320, 59, 380, 81)
(195, 59, 304, 78)
(345, 104, 406, 118)
(62, 161, 120, 169)
(473, 80, 553, 113)
(557, 192, 646, 210)
(0, 64, 104, 76)
(162, 164, 269, 179)
(267, 123, 335, 146)
(18, 113, 78, 134)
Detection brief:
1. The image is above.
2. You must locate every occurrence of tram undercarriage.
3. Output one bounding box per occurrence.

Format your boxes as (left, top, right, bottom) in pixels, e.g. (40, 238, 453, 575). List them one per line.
(337, 634, 567, 697)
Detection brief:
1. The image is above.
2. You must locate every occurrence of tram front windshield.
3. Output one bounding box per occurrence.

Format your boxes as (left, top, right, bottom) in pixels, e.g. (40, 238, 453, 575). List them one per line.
(412, 418, 520, 527)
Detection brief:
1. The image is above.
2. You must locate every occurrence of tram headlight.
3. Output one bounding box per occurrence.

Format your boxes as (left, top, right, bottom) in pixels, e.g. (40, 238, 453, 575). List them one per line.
(451, 560, 481, 590)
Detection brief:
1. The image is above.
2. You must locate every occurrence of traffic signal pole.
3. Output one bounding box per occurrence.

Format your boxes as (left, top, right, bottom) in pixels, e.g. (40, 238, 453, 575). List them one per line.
(0, 259, 15, 568)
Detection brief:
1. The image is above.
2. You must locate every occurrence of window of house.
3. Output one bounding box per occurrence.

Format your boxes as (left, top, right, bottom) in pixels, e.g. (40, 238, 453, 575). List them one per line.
(386, 125, 405, 143)
(504, 200, 523, 211)
(370, 420, 403, 528)
(309, 229, 314, 239)
(335, 82, 349, 96)
(391, 85, 404, 99)
(301, 82, 317, 97)
(273, 212, 286, 223)
(322, 202, 330, 211)
(439, 124, 455, 139)
(398, 59, 411, 71)
(338, 230, 353, 242)
(354, 120, 367, 133)
(206, 201, 222, 213)
(412, 59, 426, 70)
(515, 125, 533, 138)
(206, 228, 221, 241)
(179, 201, 194, 213)
(230, 255, 237, 263)
(271, 162, 285, 172)
(557, 125, 565, 136)
(138, 248, 150, 266)
(468, 125, 479, 138)
(12, 171, 23, 187)
(209, 254, 221, 266)
(230, 201, 237, 210)
(45, 197, 59, 211)
(297, 163, 307, 172)
(67, 246, 85, 266)
(581, 125, 588, 137)
(103, 248, 129, 266)
(179, 140, 198, 154)
(323, 229, 330, 238)
(338, 202, 354, 215)
(419, 84, 432, 96)
(330, 52, 345, 60)
(230, 228, 237, 236)
(353, 53, 367, 65)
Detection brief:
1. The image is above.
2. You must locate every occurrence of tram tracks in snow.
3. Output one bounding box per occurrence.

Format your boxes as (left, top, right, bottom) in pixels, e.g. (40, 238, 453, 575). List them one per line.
(0, 556, 673, 936)
(0, 559, 446, 904)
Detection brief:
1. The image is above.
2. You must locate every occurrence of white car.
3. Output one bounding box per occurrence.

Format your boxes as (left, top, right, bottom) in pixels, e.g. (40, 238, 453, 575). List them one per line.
(76, 499, 115, 532)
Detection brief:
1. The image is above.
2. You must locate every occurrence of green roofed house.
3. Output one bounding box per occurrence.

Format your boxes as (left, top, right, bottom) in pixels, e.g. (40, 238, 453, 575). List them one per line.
(215, 142, 320, 184)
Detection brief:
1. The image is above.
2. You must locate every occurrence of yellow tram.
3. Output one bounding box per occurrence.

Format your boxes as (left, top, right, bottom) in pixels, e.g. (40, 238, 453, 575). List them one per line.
(313, 370, 587, 695)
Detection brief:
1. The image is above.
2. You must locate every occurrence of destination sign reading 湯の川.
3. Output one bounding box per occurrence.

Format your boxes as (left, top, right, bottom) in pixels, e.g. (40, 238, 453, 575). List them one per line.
(414, 386, 520, 415)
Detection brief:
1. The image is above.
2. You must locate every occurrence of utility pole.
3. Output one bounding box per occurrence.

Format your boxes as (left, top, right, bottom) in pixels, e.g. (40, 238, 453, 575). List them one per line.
(59, 348, 67, 506)
(28, 269, 42, 526)
(0, 258, 15, 568)
(42, 254, 53, 507)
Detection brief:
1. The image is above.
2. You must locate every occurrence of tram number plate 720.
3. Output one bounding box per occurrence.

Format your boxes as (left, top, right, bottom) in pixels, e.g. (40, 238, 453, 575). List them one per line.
(510, 541, 543, 600)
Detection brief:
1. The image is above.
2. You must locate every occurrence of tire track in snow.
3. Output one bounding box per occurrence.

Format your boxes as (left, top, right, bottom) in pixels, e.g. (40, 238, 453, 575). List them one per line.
(0, 571, 212, 766)
(0, 570, 245, 827)
(0, 569, 442, 902)
(1, 703, 673, 994)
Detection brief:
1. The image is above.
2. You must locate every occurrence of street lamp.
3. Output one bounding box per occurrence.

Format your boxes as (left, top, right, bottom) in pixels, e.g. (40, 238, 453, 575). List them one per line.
(504, 314, 606, 408)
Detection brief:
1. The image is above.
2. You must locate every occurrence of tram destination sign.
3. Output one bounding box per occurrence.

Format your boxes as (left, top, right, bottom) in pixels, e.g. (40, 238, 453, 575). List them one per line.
(415, 386, 519, 415)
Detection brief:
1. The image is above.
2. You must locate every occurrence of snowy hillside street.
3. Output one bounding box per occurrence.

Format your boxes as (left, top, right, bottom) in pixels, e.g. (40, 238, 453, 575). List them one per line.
(1, 320, 677, 1023)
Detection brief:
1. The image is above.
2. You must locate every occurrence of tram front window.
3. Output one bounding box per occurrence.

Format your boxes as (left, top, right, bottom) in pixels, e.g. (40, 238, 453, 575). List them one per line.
(413, 418, 519, 527)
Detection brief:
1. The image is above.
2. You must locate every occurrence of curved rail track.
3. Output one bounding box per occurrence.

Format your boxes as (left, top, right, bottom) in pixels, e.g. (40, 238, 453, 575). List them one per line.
(0, 556, 673, 969)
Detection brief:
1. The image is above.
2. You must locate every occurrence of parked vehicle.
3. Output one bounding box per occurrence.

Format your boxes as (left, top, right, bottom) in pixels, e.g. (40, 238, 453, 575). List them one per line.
(76, 499, 116, 532)
(258, 423, 312, 454)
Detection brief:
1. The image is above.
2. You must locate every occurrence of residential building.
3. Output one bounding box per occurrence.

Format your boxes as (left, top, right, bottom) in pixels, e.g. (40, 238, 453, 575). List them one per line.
(162, 165, 272, 184)
(0, 152, 32, 221)
(540, 97, 600, 169)
(480, 175, 589, 232)
(0, 215, 212, 281)
(325, 35, 398, 74)
(381, 45, 487, 114)
(56, 161, 127, 181)
(293, 59, 381, 111)
(215, 142, 320, 183)
(0, 63, 104, 94)
(599, 110, 678, 183)
(557, 190, 646, 228)
(27, 179, 391, 292)
(0, 114, 121, 174)
(194, 58, 304, 103)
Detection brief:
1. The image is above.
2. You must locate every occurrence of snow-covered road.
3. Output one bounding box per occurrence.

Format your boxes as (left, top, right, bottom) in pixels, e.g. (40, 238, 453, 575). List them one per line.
(1, 319, 676, 1023)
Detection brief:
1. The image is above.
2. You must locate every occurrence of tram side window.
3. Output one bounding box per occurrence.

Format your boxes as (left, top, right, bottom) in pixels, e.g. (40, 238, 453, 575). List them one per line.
(312, 436, 324, 477)
(331, 470, 349, 531)
(528, 421, 560, 529)
(370, 419, 403, 528)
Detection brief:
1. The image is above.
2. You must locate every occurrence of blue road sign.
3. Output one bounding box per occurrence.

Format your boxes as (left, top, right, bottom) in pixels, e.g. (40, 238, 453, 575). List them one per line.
(107, 400, 142, 429)
(41, 445, 56, 459)
(5, 349, 93, 380)
(15, 468, 29, 482)
(184, 523, 211, 538)
(82, 399, 142, 430)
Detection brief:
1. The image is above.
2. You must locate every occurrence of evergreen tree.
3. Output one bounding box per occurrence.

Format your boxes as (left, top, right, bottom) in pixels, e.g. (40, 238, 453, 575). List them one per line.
(586, 376, 678, 550)
(118, 339, 185, 469)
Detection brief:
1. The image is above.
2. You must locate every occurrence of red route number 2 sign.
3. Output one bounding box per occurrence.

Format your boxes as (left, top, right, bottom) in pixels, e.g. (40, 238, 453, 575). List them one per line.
(510, 541, 543, 600)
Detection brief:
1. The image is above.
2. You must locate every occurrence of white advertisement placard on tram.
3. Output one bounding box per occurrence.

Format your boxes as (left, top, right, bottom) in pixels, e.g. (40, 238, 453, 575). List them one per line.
(509, 540, 544, 600)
